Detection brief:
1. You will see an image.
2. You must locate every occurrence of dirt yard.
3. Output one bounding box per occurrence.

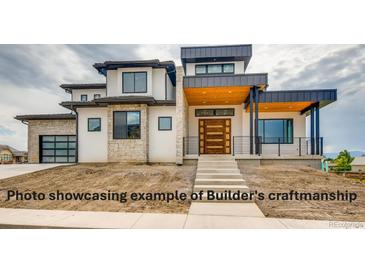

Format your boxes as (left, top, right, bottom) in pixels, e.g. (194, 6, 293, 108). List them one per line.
(0, 163, 195, 214)
(241, 165, 365, 222)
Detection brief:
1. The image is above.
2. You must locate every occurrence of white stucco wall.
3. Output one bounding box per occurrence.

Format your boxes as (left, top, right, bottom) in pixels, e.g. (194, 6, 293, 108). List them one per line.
(166, 75, 175, 100)
(185, 61, 245, 76)
(72, 89, 106, 101)
(77, 107, 108, 162)
(106, 67, 153, 97)
(148, 106, 176, 162)
(152, 68, 166, 100)
(188, 105, 243, 137)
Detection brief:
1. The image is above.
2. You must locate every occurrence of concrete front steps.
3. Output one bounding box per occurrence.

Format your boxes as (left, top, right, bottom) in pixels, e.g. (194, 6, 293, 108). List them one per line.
(193, 155, 253, 203)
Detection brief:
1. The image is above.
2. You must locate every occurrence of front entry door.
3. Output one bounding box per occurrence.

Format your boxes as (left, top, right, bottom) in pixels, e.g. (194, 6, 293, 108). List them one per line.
(199, 119, 231, 154)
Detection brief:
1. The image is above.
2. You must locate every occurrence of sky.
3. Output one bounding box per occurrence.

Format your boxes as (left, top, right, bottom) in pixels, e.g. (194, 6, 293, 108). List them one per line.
(0, 44, 364, 153)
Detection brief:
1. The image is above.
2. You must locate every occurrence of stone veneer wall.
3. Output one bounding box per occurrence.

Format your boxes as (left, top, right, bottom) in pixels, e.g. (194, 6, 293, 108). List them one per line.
(107, 104, 148, 162)
(28, 119, 76, 163)
(176, 66, 188, 165)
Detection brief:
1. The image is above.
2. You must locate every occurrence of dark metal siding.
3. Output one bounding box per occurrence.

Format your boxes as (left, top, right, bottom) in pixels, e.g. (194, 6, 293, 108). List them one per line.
(259, 89, 337, 103)
(181, 45, 252, 59)
(183, 74, 268, 88)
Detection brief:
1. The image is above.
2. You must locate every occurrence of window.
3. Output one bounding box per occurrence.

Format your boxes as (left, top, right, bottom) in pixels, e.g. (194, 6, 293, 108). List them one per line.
(88, 118, 101, 132)
(122, 72, 147, 93)
(158, 117, 172, 131)
(258, 119, 293, 144)
(81, 94, 88, 102)
(0, 154, 13, 161)
(195, 64, 235, 75)
(94, 94, 101, 99)
(195, 108, 235, 117)
(113, 111, 141, 139)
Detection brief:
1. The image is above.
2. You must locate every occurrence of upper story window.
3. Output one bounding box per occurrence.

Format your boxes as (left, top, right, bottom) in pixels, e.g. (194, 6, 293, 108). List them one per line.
(80, 94, 88, 102)
(195, 64, 235, 75)
(94, 94, 101, 99)
(113, 111, 141, 139)
(122, 72, 147, 93)
(258, 119, 293, 144)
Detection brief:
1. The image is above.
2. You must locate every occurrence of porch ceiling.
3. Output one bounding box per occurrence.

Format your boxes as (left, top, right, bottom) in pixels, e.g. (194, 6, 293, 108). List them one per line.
(184, 86, 251, 106)
(245, 101, 314, 112)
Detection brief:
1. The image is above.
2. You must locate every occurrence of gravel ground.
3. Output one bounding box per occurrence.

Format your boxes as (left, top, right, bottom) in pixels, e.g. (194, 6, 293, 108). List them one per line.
(0, 163, 196, 214)
(241, 165, 365, 222)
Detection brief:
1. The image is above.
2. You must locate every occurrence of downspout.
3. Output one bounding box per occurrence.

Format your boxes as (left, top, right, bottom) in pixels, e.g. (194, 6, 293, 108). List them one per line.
(315, 103, 320, 155)
(75, 105, 79, 163)
(310, 106, 315, 155)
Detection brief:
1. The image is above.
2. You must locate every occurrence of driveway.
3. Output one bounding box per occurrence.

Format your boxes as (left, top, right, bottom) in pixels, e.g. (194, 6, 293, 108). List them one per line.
(0, 164, 67, 180)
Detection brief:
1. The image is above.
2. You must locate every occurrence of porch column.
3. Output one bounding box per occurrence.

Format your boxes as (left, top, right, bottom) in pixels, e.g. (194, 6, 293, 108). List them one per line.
(254, 87, 260, 155)
(315, 103, 320, 155)
(249, 87, 254, 154)
(310, 106, 315, 155)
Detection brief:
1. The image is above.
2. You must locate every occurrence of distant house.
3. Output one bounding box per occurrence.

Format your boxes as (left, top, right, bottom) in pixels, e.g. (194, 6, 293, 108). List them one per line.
(0, 145, 27, 164)
(351, 157, 365, 172)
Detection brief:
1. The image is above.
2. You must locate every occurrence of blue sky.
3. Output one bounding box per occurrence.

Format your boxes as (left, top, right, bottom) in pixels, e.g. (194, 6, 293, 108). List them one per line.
(0, 44, 364, 153)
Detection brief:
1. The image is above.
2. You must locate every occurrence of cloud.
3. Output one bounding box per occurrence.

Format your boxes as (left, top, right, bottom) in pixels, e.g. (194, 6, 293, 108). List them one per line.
(0, 44, 364, 153)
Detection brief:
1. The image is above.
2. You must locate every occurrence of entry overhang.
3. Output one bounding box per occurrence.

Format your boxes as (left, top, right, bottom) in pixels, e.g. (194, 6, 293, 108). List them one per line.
(244, 89, 337, 112)
(183, 73, 268, 106)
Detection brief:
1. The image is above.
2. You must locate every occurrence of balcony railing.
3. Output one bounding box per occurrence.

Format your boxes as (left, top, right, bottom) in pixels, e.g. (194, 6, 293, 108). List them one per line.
(183, 136, 324, 156)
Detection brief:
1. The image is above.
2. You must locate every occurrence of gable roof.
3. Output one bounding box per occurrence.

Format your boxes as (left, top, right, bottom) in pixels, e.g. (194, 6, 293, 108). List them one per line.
(0, 144, 27, 157)
(351, 157, 365, 166)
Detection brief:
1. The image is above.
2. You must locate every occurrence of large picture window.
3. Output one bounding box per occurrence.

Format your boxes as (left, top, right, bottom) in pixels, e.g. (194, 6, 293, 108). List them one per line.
(113, 111, 141, 139)
(195, 64, 235, 75)
(122, 72, 147, 93)
(258, 119, 293, 144)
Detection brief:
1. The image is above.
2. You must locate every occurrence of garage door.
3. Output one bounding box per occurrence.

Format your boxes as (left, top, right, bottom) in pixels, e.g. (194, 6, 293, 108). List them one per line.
(40, 135, 76, 163)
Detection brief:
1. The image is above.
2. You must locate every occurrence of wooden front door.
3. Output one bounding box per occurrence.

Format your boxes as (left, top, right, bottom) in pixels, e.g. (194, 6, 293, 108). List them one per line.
(199, 119, 231, 154)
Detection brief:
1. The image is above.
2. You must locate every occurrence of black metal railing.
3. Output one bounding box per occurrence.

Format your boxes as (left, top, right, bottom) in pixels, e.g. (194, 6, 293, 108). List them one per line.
(183, 136, 323, 157)
(183, 137, 199, 156)
(233, 136, 323, 156)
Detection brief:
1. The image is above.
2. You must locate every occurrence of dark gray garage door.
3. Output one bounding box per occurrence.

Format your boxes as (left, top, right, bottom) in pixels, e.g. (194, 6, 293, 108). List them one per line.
(40, 135, 76, 163)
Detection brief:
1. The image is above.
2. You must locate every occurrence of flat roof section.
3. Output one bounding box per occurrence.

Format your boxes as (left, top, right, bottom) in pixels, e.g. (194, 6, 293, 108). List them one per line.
(181, 45, 252, 72)
(14, 113, 76, 122)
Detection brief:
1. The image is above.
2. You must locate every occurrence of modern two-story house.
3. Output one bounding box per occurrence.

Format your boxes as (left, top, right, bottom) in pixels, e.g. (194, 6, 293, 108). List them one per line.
(15, 45, 337, 168)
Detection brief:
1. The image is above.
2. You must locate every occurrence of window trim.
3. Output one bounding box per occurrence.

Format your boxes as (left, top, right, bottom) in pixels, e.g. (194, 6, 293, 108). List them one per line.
(122, 71, 148, 93)
(80, 94, 88, 101)
(113, 111, 141, 139)
(257, 118, 294, 144)
(158, 116, 172, 131)
(195, 63, 235, 75)
(88, 118, 101, 132)
(195, 108, 235, 117)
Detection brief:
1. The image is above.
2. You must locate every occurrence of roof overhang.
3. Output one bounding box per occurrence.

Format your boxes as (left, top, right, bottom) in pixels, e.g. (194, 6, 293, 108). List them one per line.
(60, 96, 176, 110)
(181, 45, 252, 72)
(93, 59, 176, 86)
(14, 113, 76, 122)
(183, 73, 268, 106)
(60, 83, 106, 93)
(244, 89, 337, 113)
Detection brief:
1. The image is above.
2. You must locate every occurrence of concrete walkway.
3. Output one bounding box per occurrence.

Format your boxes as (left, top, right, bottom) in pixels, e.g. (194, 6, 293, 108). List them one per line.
(0, 164, 68, 179)
(0, 207, 364, 229)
